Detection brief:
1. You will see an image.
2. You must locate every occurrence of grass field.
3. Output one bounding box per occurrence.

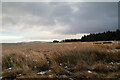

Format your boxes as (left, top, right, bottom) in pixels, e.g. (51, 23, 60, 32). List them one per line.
(2, 41, 120, 79)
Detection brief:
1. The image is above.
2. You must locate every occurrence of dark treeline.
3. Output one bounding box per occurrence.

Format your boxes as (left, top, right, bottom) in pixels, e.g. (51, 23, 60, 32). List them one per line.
(81, 29, 120, 42)
(60, 29, 120, 42)
(61, 39, 81, 42)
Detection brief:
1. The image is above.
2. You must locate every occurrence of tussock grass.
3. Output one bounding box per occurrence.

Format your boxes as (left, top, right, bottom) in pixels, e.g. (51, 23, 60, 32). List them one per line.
(2, 41, 120, 79)
(91, 63, 109, 73)
(72, 71, 98, 78)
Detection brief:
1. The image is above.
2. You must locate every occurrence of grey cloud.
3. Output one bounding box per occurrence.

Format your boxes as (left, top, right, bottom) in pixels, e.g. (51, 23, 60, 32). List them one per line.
(54, 2, 118, 34)
(2, 2, 118, 35)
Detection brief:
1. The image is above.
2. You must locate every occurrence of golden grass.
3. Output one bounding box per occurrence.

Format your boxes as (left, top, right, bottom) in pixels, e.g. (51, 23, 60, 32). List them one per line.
(2, 41, 120, 79)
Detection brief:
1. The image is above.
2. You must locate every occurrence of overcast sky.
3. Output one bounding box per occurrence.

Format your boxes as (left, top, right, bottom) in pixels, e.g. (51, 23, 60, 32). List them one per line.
(1, 2, 118, 43)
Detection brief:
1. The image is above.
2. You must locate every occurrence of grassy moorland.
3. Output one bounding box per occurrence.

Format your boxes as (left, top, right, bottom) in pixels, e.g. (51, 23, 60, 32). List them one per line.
(2, 41, 120, 79)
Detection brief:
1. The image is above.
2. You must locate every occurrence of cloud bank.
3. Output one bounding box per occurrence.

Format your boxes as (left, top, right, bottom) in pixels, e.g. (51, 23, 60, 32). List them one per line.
(2, 2, 118, 42)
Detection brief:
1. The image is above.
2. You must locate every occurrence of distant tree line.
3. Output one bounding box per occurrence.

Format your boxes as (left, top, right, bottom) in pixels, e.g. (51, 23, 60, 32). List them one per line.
(81, 29, 120, 42)
(59, 29, 120, 42)
(53, 40, 59, 43)
(61, 39, 81, 42)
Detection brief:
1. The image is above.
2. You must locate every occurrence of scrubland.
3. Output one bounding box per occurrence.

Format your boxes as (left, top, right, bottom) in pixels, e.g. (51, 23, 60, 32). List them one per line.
(2, 41, 120, 79)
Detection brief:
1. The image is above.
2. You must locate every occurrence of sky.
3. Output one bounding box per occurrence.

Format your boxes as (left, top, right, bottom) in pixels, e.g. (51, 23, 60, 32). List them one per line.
(2, 0, 120, 2)
(1, 2, 118, 43)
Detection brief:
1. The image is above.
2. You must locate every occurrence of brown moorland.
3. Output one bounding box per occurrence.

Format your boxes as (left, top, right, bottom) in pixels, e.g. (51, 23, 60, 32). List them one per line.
(2, 41, 120, 79)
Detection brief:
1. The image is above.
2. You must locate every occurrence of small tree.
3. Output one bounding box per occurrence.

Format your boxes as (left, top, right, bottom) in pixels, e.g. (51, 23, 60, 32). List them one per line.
(53, 40, 59, 43)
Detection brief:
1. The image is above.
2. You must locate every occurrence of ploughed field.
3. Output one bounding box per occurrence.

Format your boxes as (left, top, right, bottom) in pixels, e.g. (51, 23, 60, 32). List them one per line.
(2, 41, 120, 79)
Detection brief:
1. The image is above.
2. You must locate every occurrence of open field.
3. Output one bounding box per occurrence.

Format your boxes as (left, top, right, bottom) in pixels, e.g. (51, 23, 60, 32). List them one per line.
(2, 41, 120, 79)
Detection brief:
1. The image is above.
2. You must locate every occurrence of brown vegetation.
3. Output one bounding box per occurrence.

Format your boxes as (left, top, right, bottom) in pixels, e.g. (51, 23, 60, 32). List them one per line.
(2, 41, 120, 79)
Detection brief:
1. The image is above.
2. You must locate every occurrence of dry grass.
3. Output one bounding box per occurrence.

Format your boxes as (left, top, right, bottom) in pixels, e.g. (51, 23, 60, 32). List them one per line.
(91, 63, 109, 73)
(2, 41, 120, 79)
(72, 71, 98, 78)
